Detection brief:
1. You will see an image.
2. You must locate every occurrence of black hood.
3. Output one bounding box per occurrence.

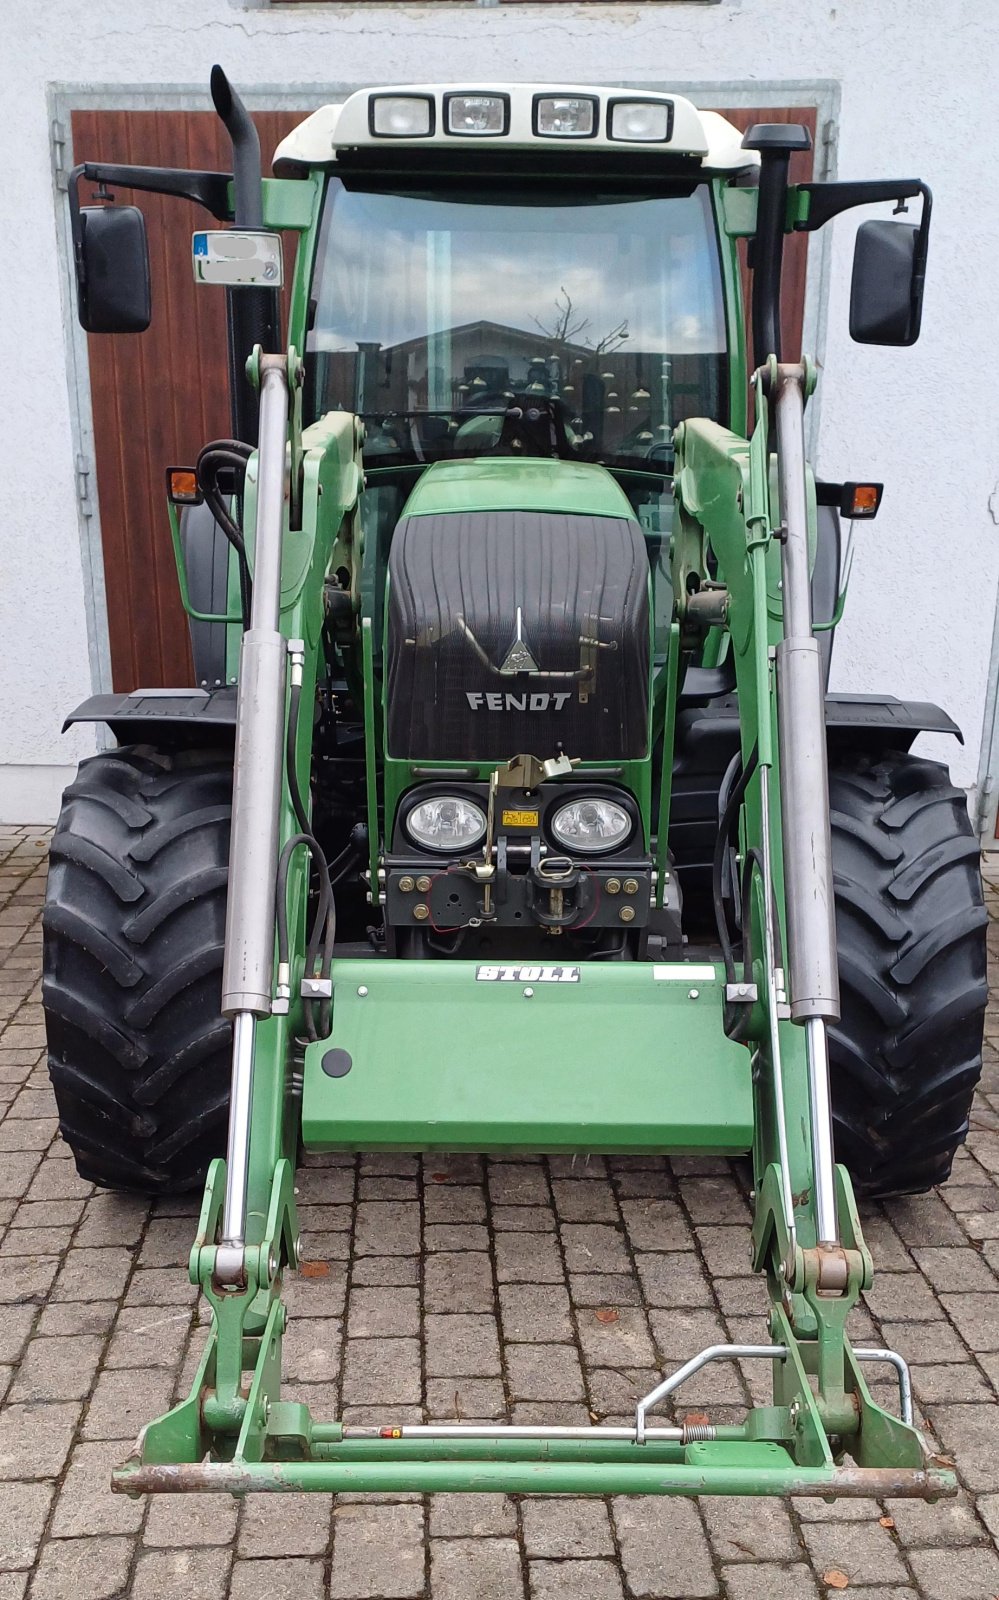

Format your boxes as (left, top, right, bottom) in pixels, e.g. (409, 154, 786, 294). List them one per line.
(385, 508, 651, 762)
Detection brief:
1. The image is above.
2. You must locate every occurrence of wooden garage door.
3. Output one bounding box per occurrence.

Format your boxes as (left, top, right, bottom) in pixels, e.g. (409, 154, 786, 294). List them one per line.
(74, 103, 815, 692)
(72, 110, 303, 691)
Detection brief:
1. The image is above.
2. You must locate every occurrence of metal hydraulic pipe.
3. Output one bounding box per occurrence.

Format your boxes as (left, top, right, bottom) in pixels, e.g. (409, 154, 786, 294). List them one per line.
(773, 365, 841, 1249)
(774, 370, 839, 1025)
(220, 1013, 256, 1249)
(221, 357, 289, 1017)
(341, 1424, 690, 1443)
(636, 1345, 787, 1444)
(217, 357, 289, 1272)
(759, 763, 797, 1258)
(854, 1348, 914, 1427)
(805, 1017, 839, 1247)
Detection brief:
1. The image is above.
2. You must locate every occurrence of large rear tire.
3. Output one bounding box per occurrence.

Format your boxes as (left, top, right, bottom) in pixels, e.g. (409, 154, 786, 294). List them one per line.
(829, 749, 987, 1198)
(43, 745, 232, 1193)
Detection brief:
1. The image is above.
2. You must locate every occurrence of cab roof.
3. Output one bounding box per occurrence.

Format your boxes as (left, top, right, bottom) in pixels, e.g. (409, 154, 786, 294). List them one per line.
(273, 86, 758, 175)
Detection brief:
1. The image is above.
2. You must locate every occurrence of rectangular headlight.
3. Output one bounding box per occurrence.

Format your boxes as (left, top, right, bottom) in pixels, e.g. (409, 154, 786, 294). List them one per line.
(533, 95, 598, 139)
(370, 95, 434, 138)
(445, 93, 509, 137)
(608, 99, 673, 143)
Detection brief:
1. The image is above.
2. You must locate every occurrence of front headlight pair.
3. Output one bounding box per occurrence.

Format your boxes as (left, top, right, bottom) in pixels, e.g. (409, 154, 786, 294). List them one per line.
(404, 794, 632, 855)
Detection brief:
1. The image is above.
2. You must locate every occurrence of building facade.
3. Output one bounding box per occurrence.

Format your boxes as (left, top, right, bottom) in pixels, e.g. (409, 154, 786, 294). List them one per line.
(3, 0, 997, 823)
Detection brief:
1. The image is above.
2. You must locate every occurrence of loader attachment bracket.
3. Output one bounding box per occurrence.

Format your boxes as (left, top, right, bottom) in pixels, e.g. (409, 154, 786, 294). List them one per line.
(112, 1287, 952, 1499)
(186, 1157, 299, 1438)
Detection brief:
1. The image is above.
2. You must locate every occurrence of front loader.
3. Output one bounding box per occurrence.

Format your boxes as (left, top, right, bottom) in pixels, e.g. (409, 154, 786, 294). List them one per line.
(43, 72, 986, 1500)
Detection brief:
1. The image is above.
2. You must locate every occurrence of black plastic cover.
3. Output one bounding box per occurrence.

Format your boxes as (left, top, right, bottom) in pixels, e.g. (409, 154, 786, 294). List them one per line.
(385, 510, 650, 761)
(76, 205, 151, 334)
(63, 687, 237, 742)
(850, 219, 922, 345)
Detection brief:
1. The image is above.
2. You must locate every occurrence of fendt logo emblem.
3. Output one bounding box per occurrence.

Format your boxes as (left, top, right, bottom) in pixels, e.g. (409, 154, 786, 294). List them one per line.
(466, 691, 572, 712)
(476, 965, 580, 983)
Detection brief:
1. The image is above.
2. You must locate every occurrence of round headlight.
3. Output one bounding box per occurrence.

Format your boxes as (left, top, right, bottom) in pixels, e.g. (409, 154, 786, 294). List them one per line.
(405, 795, 487, 853)
(550, 797, 632, 854)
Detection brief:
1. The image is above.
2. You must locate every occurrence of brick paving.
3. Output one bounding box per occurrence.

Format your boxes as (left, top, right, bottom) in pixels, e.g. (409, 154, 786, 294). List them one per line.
(1, 822, 998, 1597)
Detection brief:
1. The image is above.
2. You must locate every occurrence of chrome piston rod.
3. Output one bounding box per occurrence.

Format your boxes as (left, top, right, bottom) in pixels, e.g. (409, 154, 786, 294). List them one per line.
(218, 355, 290, 1278)
(773, 364, 840, 1248)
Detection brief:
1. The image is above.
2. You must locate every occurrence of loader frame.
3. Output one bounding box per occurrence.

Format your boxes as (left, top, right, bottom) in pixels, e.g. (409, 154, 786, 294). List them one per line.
(112, 358, 951, 1502)
(67, 79, 952, 1502)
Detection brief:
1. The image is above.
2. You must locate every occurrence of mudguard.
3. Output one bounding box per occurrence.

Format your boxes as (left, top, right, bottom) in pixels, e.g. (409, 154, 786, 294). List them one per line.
(64, 686, 238, 743)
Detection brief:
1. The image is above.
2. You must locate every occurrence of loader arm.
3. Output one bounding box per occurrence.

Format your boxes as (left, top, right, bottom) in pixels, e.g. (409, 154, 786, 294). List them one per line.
(112, 354, 952, 1501)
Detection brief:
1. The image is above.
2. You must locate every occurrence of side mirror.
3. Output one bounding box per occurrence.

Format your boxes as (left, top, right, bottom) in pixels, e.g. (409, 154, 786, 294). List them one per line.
(75, 204, 151, 334)
(849, 218, 925, 346)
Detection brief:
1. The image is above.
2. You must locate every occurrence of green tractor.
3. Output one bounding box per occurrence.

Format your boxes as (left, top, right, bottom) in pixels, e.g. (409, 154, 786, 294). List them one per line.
(44, 71, 985, 1499)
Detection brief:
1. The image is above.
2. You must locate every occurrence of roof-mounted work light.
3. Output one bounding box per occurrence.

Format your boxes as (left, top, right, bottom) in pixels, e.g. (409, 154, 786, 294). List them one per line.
(370, 95, 434, 138)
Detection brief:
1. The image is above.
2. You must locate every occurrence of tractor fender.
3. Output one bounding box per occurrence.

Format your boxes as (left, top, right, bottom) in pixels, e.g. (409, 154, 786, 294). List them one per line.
(63, 686, 237, 746)
(823, 693, 963, 748)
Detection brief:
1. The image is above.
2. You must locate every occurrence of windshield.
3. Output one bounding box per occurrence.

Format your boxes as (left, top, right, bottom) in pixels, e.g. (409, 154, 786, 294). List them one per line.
(305, 178, 728, 475)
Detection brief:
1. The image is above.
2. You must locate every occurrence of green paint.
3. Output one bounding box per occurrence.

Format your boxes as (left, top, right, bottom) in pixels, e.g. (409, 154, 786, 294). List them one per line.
(111, 1447, 956, 1500)
(654, 622, 681, 907)
(721, 184, 759, 239)
(302, 960, 753, 1153)
(362, 619, 380, 900)
(713, 178, 749, 439)
(166, 499, 241, 625)
(262, 174, 322, 233)
(284, 176, 325, 356)
(400, 456, 636, 520)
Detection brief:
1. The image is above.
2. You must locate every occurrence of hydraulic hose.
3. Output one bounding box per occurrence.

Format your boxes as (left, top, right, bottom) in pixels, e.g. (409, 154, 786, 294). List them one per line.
(286, 682, 312, 836)
(279, 672, 344, 1039)
(711, 746, 791, 1045)
(712, 745, 759, 989)
(276, 832, 334, 1041)
(196, 439, 254, 630)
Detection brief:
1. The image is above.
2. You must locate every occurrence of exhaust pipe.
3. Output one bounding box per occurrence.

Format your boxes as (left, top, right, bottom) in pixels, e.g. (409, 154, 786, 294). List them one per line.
(210, 65, 281, 444)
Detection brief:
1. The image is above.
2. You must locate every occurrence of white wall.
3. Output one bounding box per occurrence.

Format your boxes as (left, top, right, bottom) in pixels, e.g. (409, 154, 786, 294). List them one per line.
(2, 0, 997, 821)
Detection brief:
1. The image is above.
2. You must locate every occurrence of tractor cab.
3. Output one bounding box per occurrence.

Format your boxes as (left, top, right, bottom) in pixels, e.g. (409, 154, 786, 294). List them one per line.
(285, 85, 748, 575)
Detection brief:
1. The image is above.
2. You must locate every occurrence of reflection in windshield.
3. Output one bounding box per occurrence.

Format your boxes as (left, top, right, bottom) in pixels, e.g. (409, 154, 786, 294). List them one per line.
(305, 180, 728, 474)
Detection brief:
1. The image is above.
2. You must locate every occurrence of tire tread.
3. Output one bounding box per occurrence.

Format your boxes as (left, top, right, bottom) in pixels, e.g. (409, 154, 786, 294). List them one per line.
(829, 749, 986, 1197)
(43, 745, 232, 1193)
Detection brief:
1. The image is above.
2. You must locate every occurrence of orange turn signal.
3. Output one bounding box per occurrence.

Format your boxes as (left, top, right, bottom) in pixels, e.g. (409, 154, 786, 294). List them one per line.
(839, 481, 882, 519)
(166, 466, 202, 506)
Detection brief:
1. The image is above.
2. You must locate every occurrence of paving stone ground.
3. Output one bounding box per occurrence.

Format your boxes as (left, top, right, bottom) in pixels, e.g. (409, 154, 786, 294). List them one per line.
(1, 823, 999, 1598)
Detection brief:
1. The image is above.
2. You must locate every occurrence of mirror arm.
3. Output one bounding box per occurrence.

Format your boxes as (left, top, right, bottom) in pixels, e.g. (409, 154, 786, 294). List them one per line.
(908, 184, 933, 335)
(68, 161, 234, 302)
(73, 162, 233, 220)
(794, 178, 930, 234)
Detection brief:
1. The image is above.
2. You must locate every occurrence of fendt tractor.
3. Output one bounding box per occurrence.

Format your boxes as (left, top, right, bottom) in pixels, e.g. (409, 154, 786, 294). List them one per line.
(43, 71, 985, 1500)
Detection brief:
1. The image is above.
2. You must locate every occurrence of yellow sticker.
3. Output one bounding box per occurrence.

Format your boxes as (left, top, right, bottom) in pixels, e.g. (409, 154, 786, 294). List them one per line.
(502, 808, 540, 828)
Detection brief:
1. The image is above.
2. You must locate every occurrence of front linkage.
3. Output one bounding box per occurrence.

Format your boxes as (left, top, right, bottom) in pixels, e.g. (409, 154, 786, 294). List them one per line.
(112, 349, 953, 1503)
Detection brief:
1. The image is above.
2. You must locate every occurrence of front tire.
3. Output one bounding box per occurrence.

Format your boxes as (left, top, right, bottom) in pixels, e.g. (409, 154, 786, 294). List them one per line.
(829, 749, 987, 1198)
(43, 745, 232, 1193)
